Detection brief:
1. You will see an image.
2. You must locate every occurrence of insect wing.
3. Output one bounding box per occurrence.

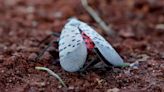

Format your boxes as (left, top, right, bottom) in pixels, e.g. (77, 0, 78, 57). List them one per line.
(78, 21, 124, 66)
(59, 22, 87, 72)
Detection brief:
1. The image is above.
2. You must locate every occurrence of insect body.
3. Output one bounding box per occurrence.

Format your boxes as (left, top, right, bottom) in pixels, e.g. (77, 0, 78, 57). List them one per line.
(58, 18, 129, 72)
(38, 18, 129, 72)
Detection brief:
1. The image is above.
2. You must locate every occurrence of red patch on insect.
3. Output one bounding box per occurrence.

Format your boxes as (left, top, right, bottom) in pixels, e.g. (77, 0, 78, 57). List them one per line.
(81, 32, 95, 52)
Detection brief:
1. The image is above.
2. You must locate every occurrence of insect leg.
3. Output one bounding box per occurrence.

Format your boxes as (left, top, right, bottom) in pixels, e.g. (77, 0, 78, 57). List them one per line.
(37, 32, 60, 46)
(37, 35, 51, 47)
(36, 32, 60, 60)
(51, 32, 60, 37)
(36, 43, 52, 60)
(36, 40, 59, 60)
(48, 40, 59, 58)
(79, 56, 99, 72)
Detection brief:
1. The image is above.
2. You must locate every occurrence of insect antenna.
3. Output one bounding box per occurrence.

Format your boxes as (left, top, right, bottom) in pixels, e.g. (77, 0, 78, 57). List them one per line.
(37, 35, 51, 47)
(51, 32, 60, 37)
(79, 56, 99, 73)
(36, 32, 60, 61)
(36, 43, 52, 60)
(37, 32, 60, 46)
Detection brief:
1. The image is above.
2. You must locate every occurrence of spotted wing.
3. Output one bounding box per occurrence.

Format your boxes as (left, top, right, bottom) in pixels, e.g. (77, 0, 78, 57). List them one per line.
(59, 21, 87, 72)
(76, 19, 125, 66)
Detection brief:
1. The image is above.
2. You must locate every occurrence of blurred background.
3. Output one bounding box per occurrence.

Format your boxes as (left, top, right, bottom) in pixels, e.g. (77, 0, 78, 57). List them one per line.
(0, 0, 163, 91)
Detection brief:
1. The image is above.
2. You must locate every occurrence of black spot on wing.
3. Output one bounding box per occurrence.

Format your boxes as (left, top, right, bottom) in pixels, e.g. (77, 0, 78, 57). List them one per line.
(77, 43, 80, 46)
(77, 40, 80, 42)
(94, 37, 104, 41)
(60, 35, 65, 39)
(72, 39, 76, 42)
(63, 47, 67, 49)
(106, 46, 110, 49)
(59, 48, 63, 52)
(67, 52, 71, 54)
(96, 41, 100, 44)
(72, 45, 75, 47)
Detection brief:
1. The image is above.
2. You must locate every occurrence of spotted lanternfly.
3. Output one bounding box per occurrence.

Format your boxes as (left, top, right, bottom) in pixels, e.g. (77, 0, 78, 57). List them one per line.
(38, 18, 129, 72)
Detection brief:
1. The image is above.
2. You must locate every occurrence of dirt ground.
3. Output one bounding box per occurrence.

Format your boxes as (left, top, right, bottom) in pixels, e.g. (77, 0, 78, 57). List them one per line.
(0, 0, 164, 92)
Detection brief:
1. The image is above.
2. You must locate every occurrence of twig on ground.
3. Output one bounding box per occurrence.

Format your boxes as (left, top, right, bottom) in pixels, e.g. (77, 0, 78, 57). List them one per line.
(35, 66, 67, 88)
(156, 24, 164, 30)
(81, 0, 115, 36)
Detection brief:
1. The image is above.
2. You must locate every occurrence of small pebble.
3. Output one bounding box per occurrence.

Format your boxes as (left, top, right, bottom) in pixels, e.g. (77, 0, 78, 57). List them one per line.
(107, 88, 120, 92)
(28, 53, 37, 61)
(68, 86, 74, 90)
